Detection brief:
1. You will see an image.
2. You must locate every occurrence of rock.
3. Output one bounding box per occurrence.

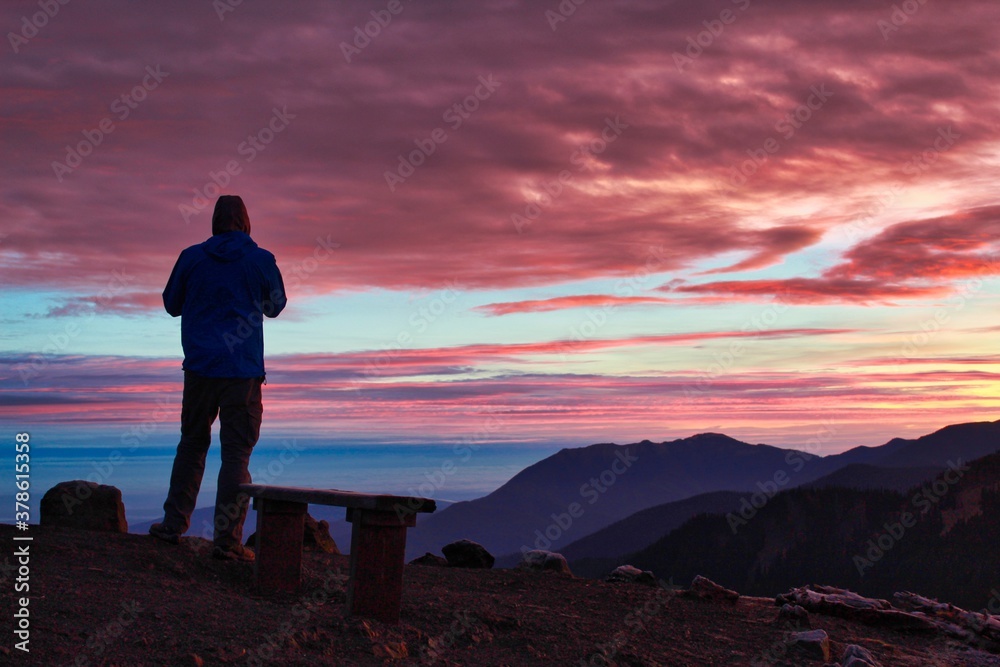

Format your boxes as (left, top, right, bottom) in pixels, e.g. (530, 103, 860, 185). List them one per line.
(842, 644, 881, 667)
(245, 512, 339, 553)
(606, 564, 657, 586)
(352, 619, 378, 640)
(409, 552, 448, 567)
(518, 550, 573, 575)
(893, 591, 950, 614)
(777, 584, 892, 612)
(372, 642, 408, 659)
(777, 585, 937, 633)
(685, 575, 739, 602)
(893, 591, 1000, 648)
(303, 514, 339, 553)
(778, 603, 811, 628)
(786, 629, 831, 662)
(441, 539, 494, 569)
(40, 481, 127, 532)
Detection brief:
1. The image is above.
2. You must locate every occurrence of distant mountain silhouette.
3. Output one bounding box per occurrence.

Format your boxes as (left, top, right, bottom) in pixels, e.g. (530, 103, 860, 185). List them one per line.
(861, 420, 1000, 467)
(801, 463, 943, 491)
(559, 490, 746, 562)
(547, 490, 745, 576)
(622, 450, 1000, 609)
(409, 420, 1000, 563)
(784, 419, 1000, 478)
(557, 463, 944, 578)
(134, 420, 999, 571)
(407, 433, 814, 560)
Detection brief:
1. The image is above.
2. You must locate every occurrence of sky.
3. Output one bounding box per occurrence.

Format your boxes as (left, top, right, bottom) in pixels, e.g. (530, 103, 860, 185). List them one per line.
(3, 0, 1000, 457)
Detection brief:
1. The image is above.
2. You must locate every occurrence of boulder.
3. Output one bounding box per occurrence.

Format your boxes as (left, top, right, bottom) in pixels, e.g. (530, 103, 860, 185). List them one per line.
(441, 539, 494, 569)
(777, 603, 811, 628)
(777, 585, 937, 632)
(303, 514, 339, 553)
(779, 585, 1000, 651)
(684, 575, 739, 602)
(842, 644, 881, 667)
(606, 564, 657, 586)
(893, 591, 1000, 648)
(518, 550, 572, 575)
(785, 629, 831, 662)
(40, 481, 127, 532)
(409, 552, 449, 567)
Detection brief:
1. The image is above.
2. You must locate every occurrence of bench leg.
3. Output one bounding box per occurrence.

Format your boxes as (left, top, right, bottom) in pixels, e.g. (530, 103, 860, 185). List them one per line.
(253, 498, 306, 594)
(346, 509, 416, 624)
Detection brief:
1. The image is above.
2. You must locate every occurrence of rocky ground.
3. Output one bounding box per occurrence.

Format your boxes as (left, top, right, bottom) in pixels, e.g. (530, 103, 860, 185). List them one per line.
(2, 523, 999, 666)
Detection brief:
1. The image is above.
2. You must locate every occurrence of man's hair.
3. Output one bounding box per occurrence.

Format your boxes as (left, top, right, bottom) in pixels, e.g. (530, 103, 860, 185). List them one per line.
(212, 195, 251, 236)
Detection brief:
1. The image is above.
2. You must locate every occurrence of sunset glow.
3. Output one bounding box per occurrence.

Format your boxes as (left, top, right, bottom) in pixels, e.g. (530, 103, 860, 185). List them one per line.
(3, 0, 1000, 454)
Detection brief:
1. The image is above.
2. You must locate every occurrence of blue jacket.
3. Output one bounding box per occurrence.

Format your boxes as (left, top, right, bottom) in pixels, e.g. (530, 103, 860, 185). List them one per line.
(163, 232, 286, 378)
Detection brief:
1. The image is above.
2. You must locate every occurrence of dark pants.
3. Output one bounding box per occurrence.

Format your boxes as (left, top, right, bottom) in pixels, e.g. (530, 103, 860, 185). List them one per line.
(162, 371, 263, 548)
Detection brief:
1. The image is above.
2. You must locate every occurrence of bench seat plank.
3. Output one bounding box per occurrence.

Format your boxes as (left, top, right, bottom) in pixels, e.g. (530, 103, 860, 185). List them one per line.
(240, 483, 435, 624)
(240, 483, 436, 514)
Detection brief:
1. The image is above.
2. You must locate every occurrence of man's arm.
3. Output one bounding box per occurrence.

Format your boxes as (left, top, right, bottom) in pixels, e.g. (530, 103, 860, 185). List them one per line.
(162, 254, 186, 317)
(263, 254, 287, 318)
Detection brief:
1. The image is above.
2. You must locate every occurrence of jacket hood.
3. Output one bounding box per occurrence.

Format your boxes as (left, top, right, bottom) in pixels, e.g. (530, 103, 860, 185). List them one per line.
(202, 231, 258, 262)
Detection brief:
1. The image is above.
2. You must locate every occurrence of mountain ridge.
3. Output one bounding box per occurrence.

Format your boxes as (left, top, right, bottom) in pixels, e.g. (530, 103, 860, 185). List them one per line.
(556, 462, 952, 578)
(409, 419, 1000, 562)
(620, 449, 1000, 609)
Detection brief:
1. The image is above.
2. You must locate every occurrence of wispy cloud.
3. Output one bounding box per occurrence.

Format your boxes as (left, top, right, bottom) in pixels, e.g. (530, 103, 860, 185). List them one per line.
(475, 294, 677, 316)
(673, 207, 1000, 303)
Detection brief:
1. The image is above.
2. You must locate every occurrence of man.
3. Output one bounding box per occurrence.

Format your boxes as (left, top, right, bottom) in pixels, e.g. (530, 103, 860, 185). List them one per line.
(150, 195, 286, 561)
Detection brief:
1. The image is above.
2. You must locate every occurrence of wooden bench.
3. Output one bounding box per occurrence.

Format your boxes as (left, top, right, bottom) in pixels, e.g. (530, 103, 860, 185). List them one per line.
(239, 483, 436, 624)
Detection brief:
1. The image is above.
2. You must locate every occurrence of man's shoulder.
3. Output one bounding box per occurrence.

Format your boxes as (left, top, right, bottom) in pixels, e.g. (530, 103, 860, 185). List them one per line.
(247, 245, 278, 264)
(182, 240, 211, 254)
(175, 243, 207, 264)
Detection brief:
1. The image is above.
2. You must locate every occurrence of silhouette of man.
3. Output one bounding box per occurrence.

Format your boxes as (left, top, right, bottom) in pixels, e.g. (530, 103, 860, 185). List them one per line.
(150, 195, 286, 561)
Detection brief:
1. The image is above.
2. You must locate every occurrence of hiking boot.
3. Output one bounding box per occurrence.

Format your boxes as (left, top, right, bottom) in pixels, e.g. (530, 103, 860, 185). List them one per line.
(149, 522, 181, 545)
(212, 543, 255, 562)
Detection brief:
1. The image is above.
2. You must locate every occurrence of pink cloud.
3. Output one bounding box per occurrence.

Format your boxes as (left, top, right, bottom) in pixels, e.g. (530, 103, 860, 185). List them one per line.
(673, 277, 949, 304)
(831, 206, 1000, 283)
(4, 352, 997, 450)
(4, 0, 1000, 450)
(674, 206, 1000, 303)
(475, 294, 677, 315)
(1, 1, 997, 297)
(846, 355, 1000, 367)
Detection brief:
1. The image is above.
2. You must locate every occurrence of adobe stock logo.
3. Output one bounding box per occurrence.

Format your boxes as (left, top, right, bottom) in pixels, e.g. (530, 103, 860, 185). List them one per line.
(519, 449, 638, 554)
(178, 106, 295, 223)
(877, 0, 929, 40)
(340, 0, 412, 63)
(7, 0, 71, 54)
(716, 85, 833, 194)
(510, 115, 629, 233)
(672, 0, 752, 73)
(384, 76, 501, 192)
(853, 459, 970, 576)
(51, 66, 169, 182)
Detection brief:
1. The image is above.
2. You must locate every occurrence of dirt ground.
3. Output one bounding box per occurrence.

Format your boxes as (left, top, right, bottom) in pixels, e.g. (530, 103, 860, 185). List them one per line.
(2, 523, 998, 666)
